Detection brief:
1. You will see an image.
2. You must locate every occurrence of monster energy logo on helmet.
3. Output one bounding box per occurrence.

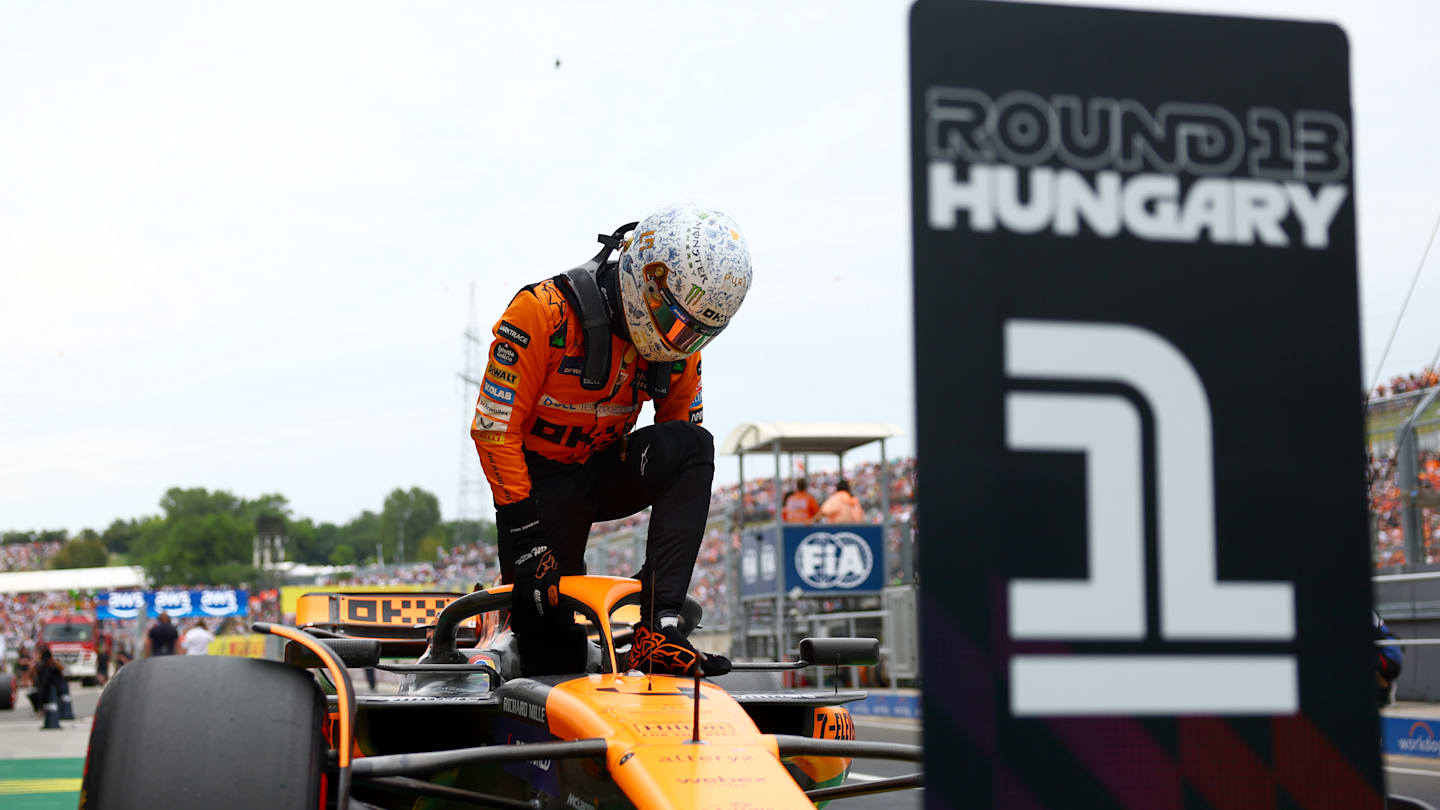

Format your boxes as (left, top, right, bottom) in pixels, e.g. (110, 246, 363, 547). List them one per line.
(616, 202, 754, 363)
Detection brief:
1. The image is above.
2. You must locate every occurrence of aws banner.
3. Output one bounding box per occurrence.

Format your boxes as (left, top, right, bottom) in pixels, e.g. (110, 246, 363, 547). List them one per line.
(912, 2, 1379, 808)
(96, 589, 248, 620)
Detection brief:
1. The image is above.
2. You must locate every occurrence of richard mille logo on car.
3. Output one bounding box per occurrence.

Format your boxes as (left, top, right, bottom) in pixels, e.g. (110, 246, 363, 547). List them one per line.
(795, 532, 874, 589)
(502, 696, 546, 722)
(925, 88, 1349, 248)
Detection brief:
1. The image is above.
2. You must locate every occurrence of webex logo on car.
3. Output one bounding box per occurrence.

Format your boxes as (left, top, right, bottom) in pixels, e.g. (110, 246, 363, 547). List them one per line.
(794, 532, 873, 589)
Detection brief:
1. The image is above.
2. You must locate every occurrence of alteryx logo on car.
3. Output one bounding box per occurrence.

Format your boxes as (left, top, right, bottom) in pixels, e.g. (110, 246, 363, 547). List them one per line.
(924, 88, 1350, 248)
(794, 532, 873, 589)
(105, 591, 146, 619)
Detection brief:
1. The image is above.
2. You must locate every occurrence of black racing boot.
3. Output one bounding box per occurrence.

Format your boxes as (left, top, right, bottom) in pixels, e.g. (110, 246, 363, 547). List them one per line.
(626, 612, 731, 677)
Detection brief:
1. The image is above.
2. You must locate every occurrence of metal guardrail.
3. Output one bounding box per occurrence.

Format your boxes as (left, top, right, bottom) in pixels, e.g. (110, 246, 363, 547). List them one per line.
(1374, 571, 1440, 584)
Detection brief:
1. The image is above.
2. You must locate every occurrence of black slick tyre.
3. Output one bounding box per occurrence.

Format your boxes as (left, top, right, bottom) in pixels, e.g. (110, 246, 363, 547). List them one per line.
(80, 656, 325, 810)
(0, 673, 14, 709)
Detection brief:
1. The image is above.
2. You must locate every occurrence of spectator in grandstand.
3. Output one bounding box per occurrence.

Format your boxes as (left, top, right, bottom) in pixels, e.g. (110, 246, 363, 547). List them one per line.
(817, 480, 865, 523)
(144, 612, 179, 656)
(181, 618, 214, 656)
(781, 479, 820, 523)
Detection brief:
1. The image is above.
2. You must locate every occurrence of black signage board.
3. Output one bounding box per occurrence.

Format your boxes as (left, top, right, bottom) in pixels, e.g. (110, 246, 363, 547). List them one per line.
(910, 2, 1377, 807)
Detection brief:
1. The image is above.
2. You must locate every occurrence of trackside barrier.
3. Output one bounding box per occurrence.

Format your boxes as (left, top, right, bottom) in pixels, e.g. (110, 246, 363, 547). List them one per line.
(207, 634, 267, 658)
(845, 692, 920, 719)
(1384, 716, 1440, 758)
(1375, 570, 1440, 700)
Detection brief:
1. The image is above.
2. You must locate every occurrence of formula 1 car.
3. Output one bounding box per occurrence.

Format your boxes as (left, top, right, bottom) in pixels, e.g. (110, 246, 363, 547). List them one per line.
(79, 576, 921, 809)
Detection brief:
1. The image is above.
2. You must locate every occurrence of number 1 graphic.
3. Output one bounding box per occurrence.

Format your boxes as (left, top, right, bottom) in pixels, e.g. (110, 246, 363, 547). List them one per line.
(1005, 320, 1297, 716)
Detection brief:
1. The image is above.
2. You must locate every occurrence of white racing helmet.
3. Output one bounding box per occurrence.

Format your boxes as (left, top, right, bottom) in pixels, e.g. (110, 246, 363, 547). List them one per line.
(617, 203, 752, 362)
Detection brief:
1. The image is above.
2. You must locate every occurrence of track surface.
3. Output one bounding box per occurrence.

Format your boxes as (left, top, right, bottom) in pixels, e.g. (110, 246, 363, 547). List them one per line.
(845, 717, 923, 809)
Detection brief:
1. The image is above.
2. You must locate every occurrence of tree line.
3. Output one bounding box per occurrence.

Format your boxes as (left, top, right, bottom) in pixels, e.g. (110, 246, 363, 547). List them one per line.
(2, 487, 496, 587)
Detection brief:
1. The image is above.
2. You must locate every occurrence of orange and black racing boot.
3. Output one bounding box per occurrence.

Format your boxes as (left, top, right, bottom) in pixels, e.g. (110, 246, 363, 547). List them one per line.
(626, 613, 731, 677)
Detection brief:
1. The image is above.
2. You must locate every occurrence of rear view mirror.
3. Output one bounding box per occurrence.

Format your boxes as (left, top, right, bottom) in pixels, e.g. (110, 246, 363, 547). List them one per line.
(798, 637, 879, 667)
(284, 638, 382, 669)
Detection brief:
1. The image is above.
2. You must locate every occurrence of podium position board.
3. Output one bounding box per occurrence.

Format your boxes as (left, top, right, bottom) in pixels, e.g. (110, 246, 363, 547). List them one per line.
(910, 2, 1378, 807)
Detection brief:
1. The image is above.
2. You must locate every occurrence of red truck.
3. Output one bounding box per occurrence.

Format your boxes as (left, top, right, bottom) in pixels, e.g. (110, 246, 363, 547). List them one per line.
(41, 614, 101, 685)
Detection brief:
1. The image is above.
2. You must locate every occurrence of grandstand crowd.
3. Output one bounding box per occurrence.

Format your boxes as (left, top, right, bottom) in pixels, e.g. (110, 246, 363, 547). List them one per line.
(1371, 367, 1440, 401)
(1, 458, 918, 648)
(0, 539, 61, 572)
(1370, 449, 1440, 568)
(8, 432, 1439, 630)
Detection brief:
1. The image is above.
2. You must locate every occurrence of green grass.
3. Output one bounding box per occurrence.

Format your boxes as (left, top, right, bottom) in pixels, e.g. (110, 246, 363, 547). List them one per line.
(0, 758, 83, 810)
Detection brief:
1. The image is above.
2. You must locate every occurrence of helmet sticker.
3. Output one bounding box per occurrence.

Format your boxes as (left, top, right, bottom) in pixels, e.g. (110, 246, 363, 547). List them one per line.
(617, 203, 753, 362)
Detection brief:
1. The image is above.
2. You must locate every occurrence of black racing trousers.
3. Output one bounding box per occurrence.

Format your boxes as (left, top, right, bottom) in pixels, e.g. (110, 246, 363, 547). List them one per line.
(499, 421, 715, 618)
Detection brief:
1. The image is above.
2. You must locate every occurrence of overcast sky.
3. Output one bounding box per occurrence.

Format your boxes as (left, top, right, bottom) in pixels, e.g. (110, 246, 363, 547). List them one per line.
(2, 1, 1437, 534)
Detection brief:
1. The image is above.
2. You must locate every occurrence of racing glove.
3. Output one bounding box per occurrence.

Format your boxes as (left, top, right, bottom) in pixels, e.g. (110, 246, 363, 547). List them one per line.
(497, 497, 567, 636)
(626, 613, 731, 678)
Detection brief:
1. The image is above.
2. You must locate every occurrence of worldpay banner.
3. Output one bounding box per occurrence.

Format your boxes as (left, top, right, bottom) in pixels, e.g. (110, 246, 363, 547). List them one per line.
(910, 2, 1379, 808)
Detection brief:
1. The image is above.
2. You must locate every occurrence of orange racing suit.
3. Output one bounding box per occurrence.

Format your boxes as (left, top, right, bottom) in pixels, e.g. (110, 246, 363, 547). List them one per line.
(471, 279, 703, 506)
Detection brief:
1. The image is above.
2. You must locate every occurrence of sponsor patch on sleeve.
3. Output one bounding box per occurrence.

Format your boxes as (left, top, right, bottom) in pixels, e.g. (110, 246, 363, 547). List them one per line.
(478, 398, 513, 421)
(482, 378, 517, 404)
(493, 342, 518, 366)
(690, 383, 703, 409)
(688, 407, 703, 424)
(497, 320, 531, 348)
(486, 363, 520, 386)
(475, 430, 506, 445)
(472, 412, 509, 433)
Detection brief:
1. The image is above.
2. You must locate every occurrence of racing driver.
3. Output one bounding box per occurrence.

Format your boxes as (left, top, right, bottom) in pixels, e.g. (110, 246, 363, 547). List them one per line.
(472, 202, 752, 678)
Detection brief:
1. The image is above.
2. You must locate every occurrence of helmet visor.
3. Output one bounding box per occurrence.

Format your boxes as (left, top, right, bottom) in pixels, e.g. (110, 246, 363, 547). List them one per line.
(642, 264, 725, 354)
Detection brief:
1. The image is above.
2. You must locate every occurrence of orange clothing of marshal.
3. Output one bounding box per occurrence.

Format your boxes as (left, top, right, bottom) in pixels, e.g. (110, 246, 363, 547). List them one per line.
(471, 279, 703, 506)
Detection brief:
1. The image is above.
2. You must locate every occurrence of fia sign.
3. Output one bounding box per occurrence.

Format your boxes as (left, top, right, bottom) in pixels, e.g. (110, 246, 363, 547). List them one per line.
(783, 526, 884, 593)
